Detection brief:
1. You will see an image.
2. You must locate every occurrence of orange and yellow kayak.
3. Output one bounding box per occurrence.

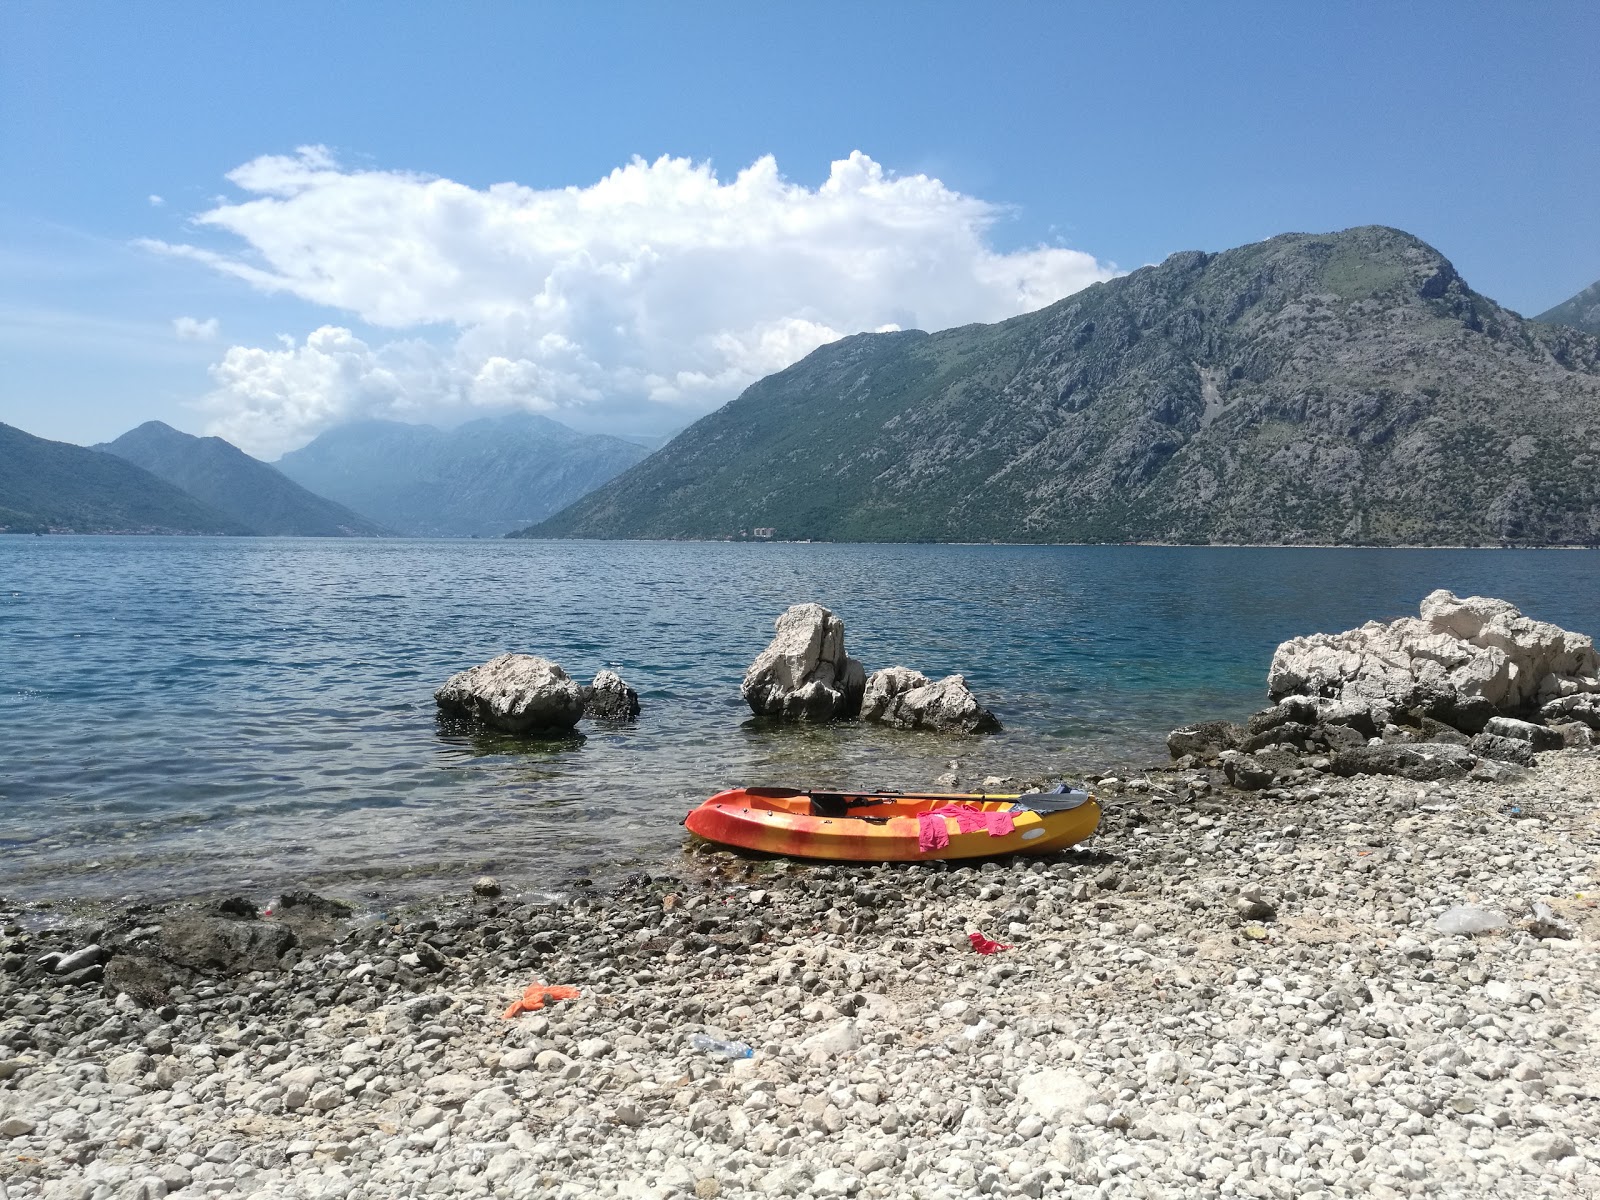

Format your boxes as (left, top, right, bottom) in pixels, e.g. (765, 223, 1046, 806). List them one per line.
(684, 786, 1100, 862)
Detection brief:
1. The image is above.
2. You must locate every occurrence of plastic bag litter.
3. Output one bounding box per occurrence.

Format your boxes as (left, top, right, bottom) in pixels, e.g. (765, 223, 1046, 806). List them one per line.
(1434, 905, 1509, 936)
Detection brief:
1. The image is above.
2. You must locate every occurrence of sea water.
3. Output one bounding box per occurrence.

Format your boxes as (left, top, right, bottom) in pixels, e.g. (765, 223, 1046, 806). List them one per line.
(2, 537, 1597, 903)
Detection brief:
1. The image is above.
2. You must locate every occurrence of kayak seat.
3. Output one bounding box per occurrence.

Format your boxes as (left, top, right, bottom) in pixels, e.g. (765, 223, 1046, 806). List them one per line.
(808, 793, 900, 818)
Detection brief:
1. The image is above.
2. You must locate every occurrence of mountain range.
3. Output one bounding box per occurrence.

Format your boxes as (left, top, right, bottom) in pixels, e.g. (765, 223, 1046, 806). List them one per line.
(96, 421, 389, 537)
(0, 421, 251, 535)
(275, 413, 650, 537)
(1537, 278, 1600, 336)
(525, 226, 1600, 546)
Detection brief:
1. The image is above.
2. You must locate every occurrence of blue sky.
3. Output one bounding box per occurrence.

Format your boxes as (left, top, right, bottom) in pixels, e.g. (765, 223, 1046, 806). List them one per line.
(3, 3, 1596, 456)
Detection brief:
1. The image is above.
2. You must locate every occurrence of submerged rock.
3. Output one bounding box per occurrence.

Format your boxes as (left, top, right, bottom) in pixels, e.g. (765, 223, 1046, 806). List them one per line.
(435, 653, 585, 733)
(582, 669, 641, 721)
(741, 604, 865, 722)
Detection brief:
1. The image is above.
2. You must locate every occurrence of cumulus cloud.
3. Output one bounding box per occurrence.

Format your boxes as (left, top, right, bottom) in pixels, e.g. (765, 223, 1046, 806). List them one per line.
(144, 146, 1116, 456)
(148, 194, 165, 207)
(173, 315, 219, 341)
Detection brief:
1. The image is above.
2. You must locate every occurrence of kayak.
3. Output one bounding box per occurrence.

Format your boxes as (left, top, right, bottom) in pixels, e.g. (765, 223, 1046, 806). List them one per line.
(684, 786, 1100, 862)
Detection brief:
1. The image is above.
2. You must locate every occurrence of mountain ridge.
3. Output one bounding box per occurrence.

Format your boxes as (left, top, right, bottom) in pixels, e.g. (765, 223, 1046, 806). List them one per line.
(275, 412, 651, 537)
(1537, 278, 1600, 336)
(524, 225, 1600, 546)
(0, 421, 251, 535)
(97, 421, 390, 537)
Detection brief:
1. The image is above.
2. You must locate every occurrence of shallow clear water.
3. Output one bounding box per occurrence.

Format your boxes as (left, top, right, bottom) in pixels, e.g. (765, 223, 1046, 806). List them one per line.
(2, 538, 1597, 903)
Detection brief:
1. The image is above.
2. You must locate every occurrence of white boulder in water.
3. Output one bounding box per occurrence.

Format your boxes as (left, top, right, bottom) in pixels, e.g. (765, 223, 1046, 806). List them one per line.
(583, 669, 641, 720)
(434, 653, 585, 733)
(861, 668, 1001, 733)
(1267, 589, 1600, 723)
(741, 603, 866, 721)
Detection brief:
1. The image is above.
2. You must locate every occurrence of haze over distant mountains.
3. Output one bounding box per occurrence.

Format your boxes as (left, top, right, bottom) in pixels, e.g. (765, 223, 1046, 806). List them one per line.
(275, 413, 650, 537)
(529, 226, 1600, 546)
(97, 421, 388, 537)
(1537, 278, 1600, 336)
(0, 421, 250, 535)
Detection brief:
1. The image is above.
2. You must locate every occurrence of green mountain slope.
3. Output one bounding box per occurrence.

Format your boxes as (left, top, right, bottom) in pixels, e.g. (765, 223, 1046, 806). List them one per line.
(97, 421, 389, 537)
(0, 421, 249, 535)
(1536, 278, 1600, 335)
(525, 226, 1600, 546)
(276, 412, 651, 537)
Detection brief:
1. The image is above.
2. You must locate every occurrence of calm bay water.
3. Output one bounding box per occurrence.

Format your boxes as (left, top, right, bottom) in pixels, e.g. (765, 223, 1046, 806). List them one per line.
(2, 537, 1597, 905)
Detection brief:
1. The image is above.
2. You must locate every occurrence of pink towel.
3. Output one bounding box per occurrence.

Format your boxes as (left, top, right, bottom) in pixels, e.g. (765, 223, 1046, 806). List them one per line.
(917, 805, 1015, 852)
(917, 812, 951, 852)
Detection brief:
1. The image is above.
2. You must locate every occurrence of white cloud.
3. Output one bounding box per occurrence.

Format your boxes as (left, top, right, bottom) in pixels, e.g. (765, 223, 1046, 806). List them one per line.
(145, 146, 1116, 456)
(173, 315, 219, 341)
(148, 194, 165, 207)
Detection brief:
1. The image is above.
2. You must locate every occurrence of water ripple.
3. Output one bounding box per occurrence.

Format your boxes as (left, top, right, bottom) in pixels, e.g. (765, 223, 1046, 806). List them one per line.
(2, 537, 1596, 902)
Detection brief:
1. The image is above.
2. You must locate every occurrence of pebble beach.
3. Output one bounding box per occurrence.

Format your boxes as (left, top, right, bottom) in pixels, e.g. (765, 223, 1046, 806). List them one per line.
(2, 748, 1597, 1200)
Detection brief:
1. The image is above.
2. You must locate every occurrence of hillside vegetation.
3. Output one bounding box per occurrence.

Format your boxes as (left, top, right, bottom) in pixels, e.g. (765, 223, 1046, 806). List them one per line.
(0, 422, 248, 535)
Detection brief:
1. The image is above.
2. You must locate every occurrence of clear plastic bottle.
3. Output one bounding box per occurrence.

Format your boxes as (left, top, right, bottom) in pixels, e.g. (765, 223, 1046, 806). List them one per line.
(688, 1033, 753, 1059)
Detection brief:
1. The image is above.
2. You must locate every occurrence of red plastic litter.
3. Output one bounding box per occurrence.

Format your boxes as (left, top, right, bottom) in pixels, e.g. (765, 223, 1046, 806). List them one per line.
(968, 931, 1012, 955)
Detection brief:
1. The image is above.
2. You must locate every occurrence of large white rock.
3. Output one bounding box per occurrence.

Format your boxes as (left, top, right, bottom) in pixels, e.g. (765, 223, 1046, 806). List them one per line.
(741, 604, 865, 721)
(1268, 590, 1599, 721)
(861, 670, 1001, 733)
(434, 654, 585, 733)
(859, 666, 929, 721)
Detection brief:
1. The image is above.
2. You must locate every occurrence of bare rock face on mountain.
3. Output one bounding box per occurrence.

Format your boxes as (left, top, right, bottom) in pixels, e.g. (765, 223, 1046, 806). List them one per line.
(530, 226, 1600, 546)
(741, 604, 866, 721)
(1268, 590, 1600, 729)
(434, 654, 585, 733)
(862, 668, 1002, 733)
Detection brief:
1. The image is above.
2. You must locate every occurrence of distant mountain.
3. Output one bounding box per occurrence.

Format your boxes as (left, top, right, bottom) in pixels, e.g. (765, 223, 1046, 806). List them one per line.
(96, 421, 389, 537)
(0, 421, 249, 535)
(276, 412, 651, 537)
(525, 226, 1600, 547)
(1536, 278, 1600, 335)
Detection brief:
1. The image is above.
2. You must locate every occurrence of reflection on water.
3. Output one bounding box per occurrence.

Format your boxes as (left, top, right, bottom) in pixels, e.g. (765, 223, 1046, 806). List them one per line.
(2, 537, 1596, 903)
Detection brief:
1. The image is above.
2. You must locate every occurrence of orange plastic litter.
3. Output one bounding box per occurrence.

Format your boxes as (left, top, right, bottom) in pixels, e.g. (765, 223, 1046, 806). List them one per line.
(501, 983, 581, 1019)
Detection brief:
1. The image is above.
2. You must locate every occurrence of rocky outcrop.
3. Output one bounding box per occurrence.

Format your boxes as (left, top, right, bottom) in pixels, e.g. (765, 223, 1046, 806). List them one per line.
(740, 604, 866, 722)
(1268, 590, 1600, 723)
(582, 670, 640, 721)
(860, 671, 1002, 734)
(1170, 592, 1599, 790)
(860, 667, 929, 722)
(1540, 693, 1600, 730)
(434, 654, 585, 733)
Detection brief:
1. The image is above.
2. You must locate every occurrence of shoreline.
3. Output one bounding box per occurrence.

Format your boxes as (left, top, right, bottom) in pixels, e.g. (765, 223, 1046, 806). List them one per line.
(3, 751, 1596, 1198)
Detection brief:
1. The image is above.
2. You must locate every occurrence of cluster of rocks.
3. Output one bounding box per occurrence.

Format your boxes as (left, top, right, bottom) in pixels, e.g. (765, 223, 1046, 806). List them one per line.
(434, 655, 640, 735)
(1169, 592, 1600, 790)
(3, 748, 1595, 1199)
(742, 604, 1001, 733)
